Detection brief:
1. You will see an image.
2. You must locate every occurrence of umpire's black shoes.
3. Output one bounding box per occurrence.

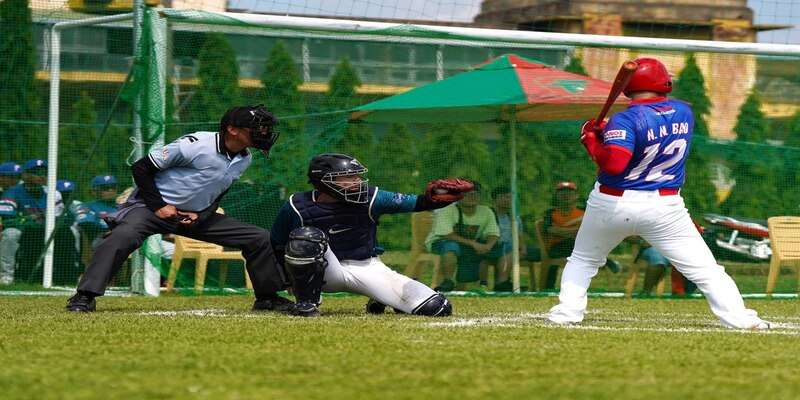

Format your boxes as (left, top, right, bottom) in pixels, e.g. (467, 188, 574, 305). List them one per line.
(289, 302, 322, 317)
(252, 295, 295, 312)
(66, 292, 96, 312)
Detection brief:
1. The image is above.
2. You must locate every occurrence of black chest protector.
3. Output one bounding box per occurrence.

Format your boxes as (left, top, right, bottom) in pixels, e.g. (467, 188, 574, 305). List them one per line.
(290, 187, 379, 260)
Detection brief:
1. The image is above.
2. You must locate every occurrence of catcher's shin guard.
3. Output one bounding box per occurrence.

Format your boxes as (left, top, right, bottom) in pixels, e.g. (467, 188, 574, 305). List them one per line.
(284, 226, 329, 305)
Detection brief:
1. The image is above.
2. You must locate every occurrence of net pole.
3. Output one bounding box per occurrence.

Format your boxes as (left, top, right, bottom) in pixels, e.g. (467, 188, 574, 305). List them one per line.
(44, 13, 134, 288)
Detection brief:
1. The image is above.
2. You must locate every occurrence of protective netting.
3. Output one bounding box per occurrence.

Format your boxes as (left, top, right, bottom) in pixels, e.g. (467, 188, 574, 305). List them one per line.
(1, 1, 798, 296)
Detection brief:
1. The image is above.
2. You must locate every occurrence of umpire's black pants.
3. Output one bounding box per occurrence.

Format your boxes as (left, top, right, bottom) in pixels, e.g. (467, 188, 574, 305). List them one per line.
(77, 207, 286, 300)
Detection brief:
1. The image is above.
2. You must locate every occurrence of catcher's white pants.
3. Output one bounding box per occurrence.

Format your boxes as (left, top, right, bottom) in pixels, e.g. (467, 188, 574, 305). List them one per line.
(321, 248, 439, 314)
(548, 183, 766, 329)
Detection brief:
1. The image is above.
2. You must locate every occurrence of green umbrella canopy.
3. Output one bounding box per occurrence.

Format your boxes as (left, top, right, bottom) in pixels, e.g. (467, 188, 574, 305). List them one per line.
(351, 54, 629, 123)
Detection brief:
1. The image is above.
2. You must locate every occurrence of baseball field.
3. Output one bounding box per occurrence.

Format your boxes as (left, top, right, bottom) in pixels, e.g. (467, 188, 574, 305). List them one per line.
(2, 293, 798, 400)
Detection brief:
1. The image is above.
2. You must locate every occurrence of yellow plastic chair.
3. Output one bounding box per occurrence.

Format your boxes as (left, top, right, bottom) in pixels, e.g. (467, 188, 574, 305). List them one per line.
(535, 219, 567, 291)
(766, 216, 800, 298)
(165, 208, 252, 294)
(403, 211, 443, 288)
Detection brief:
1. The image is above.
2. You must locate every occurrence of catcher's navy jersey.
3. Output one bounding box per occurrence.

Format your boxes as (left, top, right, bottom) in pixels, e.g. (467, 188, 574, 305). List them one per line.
(271, 188, 418, 260)
(147, 132, 250, 211)
(599, 97, 693, 190)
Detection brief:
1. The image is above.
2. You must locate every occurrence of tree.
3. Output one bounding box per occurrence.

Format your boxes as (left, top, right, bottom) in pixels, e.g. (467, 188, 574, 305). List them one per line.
(255, 40, 307, 188)
(187, 33, 241, 131)
(720, 89, 782, 218)
(564, 54, 587, 76)
(0, 0, 41, 161)
(670, 53, 717, 215)
(60, 91, 101, 187)
(261, 40, 305, 135)
(324, 58, 373, 163)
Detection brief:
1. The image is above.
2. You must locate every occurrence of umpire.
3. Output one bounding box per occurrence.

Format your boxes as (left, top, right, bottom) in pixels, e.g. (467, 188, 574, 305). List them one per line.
(66, 105, 294, 312)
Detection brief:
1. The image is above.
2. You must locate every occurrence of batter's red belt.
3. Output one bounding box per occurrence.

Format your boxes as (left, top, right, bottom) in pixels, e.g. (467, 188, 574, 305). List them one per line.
(599, 185, 679, 197)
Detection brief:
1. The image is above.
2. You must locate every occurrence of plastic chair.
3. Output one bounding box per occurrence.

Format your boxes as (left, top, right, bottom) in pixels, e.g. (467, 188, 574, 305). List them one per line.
(623, 243, 666, 298)
(535, 219, 615, 291)
(766, 216, 800, 298)
(165, 208, 252, 294)
(403, 211, 443, 288)
(534, 219, 567, 291)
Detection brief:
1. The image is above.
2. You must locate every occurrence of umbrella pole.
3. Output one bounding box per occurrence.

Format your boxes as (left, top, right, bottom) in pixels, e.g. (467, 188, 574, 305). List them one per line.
(509, 116, 521, 293)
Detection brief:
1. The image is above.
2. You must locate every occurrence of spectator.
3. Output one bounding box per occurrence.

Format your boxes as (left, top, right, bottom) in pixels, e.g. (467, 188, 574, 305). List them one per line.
(480, 185, 541, 292)
(74, 175, 121, 251)
(425, 182, 500, 291)
(0, 162, 23, 195)
(0, 159, 65, 285)
(541, 181, 621, 290)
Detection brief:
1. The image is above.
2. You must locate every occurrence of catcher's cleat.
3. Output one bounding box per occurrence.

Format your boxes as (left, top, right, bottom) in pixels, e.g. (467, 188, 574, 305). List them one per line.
(366, 298, 386, 314)
(66, 292, 96, 312)
(252, 296, 295, 312)
(290, 302, 323, 317)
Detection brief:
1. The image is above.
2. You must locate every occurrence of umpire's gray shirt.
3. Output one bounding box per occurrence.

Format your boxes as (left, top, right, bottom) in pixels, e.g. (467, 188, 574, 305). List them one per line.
(147, 131, 251, 211)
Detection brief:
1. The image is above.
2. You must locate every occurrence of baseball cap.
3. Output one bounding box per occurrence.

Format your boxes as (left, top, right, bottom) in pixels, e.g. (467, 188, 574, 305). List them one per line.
(57, 180, 75, 192)
(555, 181, 577, 191)
(24, 159, 48, 171)
(0, 162, 22, 176)
(91, 175, 118, 188)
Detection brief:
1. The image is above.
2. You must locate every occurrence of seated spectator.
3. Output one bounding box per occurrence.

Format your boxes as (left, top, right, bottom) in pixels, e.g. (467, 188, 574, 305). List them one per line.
(74, 175, 120, 251)
(480, 185, 541, 292)
(425, 182, 500, 291)
(0, 159, 65, 285)
(541, 181, 621, 290)
(0, 162, 23, 196)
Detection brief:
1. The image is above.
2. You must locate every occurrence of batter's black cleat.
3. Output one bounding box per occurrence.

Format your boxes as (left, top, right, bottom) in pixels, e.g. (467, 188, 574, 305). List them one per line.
(290, 302, 322, 317)
(252, 296, 295, 312)
(66, 292, 96, 312)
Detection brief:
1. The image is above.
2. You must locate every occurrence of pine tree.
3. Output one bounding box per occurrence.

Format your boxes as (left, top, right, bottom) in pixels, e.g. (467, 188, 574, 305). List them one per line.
(189, 33, 241, 131)
(670, 53, 717, 215)
(60, 91, 101, 187)
(564, 55, 587, 76)
(261, 40, 305, 135)
(324, 58, 372, 163)
(720, 89, 781, 218)
(256, 40, 307, 187)
(0, 0, 41, 161)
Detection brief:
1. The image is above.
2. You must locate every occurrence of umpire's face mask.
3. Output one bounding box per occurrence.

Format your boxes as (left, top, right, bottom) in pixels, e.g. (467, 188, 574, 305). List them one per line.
(251, 124, 281, 157)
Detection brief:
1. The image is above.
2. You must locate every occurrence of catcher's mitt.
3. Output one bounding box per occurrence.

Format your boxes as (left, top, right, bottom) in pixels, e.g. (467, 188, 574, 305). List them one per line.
(425, 178, 474, 203)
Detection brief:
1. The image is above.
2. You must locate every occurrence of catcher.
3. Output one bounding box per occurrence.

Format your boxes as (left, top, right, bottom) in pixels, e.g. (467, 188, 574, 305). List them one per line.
(270, 153, 473, 317)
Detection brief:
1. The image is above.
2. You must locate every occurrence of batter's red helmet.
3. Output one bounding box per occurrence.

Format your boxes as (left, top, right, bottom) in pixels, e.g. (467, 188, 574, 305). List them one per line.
(624, 58, 674, 95)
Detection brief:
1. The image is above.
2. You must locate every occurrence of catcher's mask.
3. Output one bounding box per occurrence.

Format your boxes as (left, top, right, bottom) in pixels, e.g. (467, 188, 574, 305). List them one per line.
(307, 153, 369, 204)
(221, 104, 281, 157)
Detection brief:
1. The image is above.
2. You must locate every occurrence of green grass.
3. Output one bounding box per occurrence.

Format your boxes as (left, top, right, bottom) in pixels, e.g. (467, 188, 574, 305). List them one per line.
(1, 294, 799, 400)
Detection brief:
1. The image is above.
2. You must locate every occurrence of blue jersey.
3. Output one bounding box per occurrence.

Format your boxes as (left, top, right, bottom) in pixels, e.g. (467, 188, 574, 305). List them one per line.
(598, 97, 693, 190)
(271, 188, 418, 261)
(74, 200, 118, 230)
(0, 183, 64, 224)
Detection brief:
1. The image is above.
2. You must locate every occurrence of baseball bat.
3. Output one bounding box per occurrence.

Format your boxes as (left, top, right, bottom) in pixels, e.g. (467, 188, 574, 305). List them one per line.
(594, 60, 638, 124)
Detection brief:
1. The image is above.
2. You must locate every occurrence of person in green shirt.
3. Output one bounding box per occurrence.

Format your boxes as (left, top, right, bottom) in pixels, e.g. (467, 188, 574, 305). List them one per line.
(425, 183, 499, 291)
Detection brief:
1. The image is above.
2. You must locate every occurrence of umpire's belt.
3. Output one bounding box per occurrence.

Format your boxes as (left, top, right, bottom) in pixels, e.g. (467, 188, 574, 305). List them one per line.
(599, 185, 679, 197)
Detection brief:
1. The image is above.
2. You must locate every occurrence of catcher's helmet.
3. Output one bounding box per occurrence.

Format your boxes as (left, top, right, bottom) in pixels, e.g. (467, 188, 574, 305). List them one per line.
(308, 153, 369, 204)
(221, 104, 281, 157)
(624, 58, 674, 96)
